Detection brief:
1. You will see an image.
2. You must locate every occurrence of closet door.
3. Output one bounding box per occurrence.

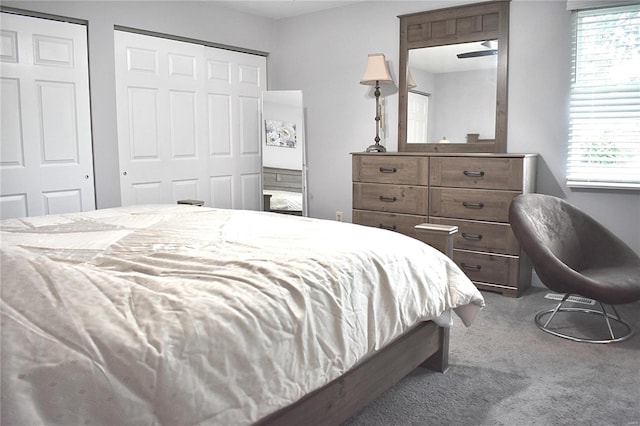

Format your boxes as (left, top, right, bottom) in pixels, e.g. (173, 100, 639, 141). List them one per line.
(114, 31, 265, 209)
(0, 13, 95, 219)
(205, 48, 264, 210)
(114, 31, 205, 206)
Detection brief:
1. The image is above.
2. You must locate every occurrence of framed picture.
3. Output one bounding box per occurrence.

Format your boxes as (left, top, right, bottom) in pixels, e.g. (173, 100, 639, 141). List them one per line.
(265, 120, 297, 148)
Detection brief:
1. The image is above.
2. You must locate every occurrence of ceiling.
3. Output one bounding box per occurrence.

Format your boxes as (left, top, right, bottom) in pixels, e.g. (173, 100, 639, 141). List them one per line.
(410, 40, 498, 74)
(213, 1, 364, 20)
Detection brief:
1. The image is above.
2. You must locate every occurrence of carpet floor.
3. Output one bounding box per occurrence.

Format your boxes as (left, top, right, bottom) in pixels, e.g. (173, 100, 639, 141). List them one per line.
(344, 287, 640, 426)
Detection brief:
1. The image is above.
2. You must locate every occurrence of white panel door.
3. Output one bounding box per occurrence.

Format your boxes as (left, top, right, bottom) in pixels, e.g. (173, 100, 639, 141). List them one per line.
(114, 31, 266, 209)
(114, 32, 204, 205)
(407, 91, 429, 144)
(0, 13, 95, 219)
(205, 48, 265, 210)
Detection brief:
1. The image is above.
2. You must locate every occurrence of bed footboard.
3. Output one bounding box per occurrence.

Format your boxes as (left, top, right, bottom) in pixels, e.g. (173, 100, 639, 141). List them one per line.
(257, 320, 449, 425)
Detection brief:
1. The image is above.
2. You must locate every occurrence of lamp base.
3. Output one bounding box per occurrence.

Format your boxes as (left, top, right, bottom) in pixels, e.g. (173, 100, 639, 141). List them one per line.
(365, 143, 386, 153)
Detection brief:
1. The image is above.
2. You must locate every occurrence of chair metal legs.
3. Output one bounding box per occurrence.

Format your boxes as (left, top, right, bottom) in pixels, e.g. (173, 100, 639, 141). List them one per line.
(535, 293, 634, 344)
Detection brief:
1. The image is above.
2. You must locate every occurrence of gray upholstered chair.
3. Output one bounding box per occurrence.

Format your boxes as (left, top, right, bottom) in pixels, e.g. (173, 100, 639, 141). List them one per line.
(509, 194, 640, 343)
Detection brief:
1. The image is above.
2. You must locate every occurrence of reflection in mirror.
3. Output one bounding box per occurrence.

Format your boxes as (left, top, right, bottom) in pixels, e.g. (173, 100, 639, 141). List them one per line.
(407, 91, 430, 143)
(407, 40, 497, 144)
(261, 90, 307, 216)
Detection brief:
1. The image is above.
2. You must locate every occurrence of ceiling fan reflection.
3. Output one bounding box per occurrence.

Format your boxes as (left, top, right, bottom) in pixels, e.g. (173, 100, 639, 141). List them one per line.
(457, 40, 498, 59)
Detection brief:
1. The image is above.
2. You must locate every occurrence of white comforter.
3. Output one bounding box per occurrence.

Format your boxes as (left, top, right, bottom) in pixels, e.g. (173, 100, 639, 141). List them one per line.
(0, 205, 484, 425)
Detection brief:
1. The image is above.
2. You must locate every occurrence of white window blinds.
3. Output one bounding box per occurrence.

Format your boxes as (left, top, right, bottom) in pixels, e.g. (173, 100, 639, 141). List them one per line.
(567, 5, 640, 189)
(566, 0, 638, 12)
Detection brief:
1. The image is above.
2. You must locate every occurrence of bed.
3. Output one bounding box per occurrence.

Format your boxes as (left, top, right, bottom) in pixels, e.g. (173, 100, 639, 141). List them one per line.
(263, 167, 303, 215)
(0, 204, 484, 425)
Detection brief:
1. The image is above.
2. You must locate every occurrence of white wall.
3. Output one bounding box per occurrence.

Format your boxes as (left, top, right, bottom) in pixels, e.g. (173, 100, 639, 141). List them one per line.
(432, 68, 497, 143)
(3, 0, 639, 255)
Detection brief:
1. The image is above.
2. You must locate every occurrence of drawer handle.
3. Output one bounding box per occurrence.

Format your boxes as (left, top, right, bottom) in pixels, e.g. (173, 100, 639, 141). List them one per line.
(379, 195, 397, 202)
(379, 167, 397, 173)
(462, 233, 483, 241)
(463, 170, 485, 178)
(379, 224, 397, 231)
(461, 263, 482, 271)
(463, 201, 484, 209)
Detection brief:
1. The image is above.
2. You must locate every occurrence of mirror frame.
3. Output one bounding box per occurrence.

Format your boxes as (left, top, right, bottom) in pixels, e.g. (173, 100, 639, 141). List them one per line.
(261, 90, 308, 217)
(398, 0, 510, 153)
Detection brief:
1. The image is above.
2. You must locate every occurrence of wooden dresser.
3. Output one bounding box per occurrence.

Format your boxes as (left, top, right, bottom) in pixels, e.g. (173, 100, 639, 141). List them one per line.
(352, 152, 537, 297)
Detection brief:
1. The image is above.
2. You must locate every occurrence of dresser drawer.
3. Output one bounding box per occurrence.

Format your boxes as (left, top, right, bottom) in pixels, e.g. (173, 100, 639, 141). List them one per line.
(430, 217, 519, 255)
(453, 249, 520, 287)
(430, 157, 524, 190)
(353, 183, 428, 215)
(353, 155, 429, 185)
(353, 210, 427, 238)
(429, 187, 518, 222)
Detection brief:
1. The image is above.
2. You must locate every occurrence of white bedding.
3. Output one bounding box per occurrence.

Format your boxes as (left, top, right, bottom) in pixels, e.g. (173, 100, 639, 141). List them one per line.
(0, 205, 484, 425)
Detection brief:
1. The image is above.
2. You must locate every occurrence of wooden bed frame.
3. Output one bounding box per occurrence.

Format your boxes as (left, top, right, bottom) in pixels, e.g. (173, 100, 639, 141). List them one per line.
(257, 321, 449, 425)
(258, 221, 459, 424)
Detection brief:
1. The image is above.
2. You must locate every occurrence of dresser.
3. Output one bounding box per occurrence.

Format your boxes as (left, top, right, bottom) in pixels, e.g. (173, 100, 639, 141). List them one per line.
(352, 152, 537, 297)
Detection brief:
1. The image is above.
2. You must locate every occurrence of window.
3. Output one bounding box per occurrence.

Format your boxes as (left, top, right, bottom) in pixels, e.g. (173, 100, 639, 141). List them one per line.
(567, 5, 640, 189)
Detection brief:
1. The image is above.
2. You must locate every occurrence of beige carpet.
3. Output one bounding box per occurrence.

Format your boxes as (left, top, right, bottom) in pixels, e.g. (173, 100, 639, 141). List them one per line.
(344, 287, 640, 425)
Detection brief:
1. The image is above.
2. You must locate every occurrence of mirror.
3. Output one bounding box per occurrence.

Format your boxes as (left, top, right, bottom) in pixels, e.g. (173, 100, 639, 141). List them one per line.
(407, 40, 497, 144)
(398, 0, 510, 153)
(261, 90, 307, 216)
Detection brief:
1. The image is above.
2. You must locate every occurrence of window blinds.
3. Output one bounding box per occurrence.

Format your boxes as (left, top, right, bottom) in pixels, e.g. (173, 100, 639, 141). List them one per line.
(566, 0, 638, 11)
(567, 4, 640, 189)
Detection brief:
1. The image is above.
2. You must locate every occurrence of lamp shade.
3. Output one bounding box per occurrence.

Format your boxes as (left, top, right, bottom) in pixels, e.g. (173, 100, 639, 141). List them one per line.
(360, 53, 393, 85)
(407, 69, 417, 89)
